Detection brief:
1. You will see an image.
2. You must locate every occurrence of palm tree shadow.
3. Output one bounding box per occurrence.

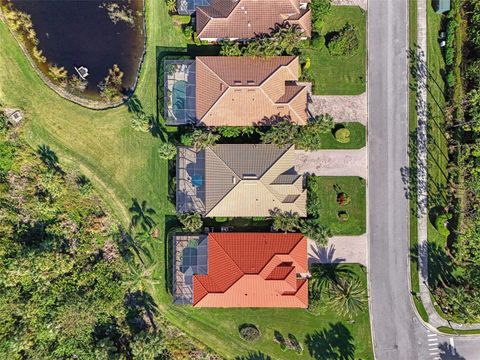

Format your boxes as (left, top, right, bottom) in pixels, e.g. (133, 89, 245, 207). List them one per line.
(124, 290, 158, 334)
(129, 198, 157, 232)
(308, 244, 346, 266)
(305, 322, 355, 360)
(438, 342, 466, 360)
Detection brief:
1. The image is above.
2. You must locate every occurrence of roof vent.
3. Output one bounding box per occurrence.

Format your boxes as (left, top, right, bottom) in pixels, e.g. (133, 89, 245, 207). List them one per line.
(234, 80, 242, 85)
(247, 80, 255, 85)
(243, 174, 257, 180)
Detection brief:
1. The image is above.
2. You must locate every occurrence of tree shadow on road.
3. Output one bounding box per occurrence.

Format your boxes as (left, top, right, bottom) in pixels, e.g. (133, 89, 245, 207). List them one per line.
(439, 342, 466, 360)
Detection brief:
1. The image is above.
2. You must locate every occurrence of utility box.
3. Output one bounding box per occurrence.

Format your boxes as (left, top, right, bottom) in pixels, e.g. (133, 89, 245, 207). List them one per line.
(434, 0, 450, 14)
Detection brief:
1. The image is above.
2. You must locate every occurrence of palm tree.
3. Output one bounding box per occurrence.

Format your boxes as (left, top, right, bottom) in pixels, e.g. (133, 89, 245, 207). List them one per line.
(124, 246, 159, 292)
(301, 220, 332, 246)
(328, 277, 367, 317)
(158, 142, 177, 160)
(270, 209, 301, 232)
(130, 331, 165, 360)
(309, 264, 354, 302)
(179, 212, 203, 232)
(129, 198, 156, 232)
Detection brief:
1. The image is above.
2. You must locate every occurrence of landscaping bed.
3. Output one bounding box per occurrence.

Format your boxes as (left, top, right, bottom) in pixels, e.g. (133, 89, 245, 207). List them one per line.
(308, 176, 366, 235)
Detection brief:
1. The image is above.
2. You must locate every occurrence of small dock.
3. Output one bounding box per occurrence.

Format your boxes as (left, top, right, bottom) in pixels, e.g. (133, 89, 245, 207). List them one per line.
(74, 66, 89, 80)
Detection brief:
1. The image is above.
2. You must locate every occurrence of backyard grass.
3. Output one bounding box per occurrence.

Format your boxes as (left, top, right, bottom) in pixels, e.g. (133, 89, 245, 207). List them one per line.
(309, 176, 366, 235)
(316, 122, 366, 149)
(304, 6, 366, 95)
(0, 1, 374, 358)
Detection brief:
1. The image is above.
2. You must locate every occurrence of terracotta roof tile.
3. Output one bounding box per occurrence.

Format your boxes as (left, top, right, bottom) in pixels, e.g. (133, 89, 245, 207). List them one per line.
(193, 233, 308, 308)
(196, 0, 311, 40)
(195, 56, 308, 126)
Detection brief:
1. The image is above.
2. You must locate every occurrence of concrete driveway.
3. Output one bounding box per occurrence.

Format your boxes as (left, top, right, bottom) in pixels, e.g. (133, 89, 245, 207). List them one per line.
(295, 149, 367, 178)
(309, 92, 368, 125)
(308, 235, 367, 266)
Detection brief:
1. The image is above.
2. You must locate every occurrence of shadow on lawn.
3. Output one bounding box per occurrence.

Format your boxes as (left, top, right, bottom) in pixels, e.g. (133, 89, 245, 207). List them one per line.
(235, 351, 272, 360)
(305, 322, 355, 360)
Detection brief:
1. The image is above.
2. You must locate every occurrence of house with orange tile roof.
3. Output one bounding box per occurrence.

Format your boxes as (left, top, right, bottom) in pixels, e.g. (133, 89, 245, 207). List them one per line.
(164, 56, 309, 126)
(188, 0, 311, 42)
(173, 233, 309, 307)
(196, 56, 308, 126)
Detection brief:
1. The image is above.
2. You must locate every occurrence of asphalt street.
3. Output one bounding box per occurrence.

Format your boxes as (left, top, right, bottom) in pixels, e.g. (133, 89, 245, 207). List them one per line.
(368, 1, 480, 359)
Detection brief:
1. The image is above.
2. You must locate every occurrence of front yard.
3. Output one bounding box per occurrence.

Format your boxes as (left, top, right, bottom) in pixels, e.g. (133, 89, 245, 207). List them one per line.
(309, 176, 367, 235)
(304, 6, 367, 95)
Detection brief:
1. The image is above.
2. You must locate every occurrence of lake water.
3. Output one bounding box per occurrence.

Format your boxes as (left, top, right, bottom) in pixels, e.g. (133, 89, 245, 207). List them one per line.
(9, 0, 145, 97)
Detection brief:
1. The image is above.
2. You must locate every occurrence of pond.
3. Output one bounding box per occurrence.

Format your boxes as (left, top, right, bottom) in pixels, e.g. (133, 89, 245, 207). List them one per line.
(8, 0, 145, 98)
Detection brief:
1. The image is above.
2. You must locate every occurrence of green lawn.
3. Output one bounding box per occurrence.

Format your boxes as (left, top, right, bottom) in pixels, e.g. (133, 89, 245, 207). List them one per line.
(0, 2, 373, 358)
(317, 122, 366, 149)
(304, 6, 367, 95)
(309, 176, 366, 235)
(426, 4, 449, 217)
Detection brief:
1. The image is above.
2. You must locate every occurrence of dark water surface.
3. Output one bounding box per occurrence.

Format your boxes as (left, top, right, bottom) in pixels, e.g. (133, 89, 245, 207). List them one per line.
(11, 0, 145, 96)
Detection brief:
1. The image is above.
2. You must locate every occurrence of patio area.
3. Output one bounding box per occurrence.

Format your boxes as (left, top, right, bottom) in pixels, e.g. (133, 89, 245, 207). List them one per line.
(173, 234, 208, 304)
(176, 147, 206, 214)
(164, 60, 196, 125)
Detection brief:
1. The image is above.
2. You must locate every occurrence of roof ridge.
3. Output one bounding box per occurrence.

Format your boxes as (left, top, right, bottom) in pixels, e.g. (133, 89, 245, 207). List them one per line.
(196, 58, 229, 120)
(256, 235, 303, 274)
(204, 148, 241, 215)
(207, 233, 246, 291)
(256, 56, 297, 88)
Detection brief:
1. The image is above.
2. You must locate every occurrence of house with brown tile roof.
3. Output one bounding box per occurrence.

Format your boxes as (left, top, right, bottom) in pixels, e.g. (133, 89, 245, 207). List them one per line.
(195, 56, 308, 126)
(173, 233, 309, 307)
(176, 144, 307, 217)
(195, 0, 311, 41)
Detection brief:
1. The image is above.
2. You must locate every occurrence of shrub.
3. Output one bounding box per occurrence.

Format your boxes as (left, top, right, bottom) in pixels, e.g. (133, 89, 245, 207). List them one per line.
(336, 192, 351, 206)
(303, 56, 311, 71)
(165, 0, 176, 14)
(435, 214, 451, 237)
(180, 133, 194, 146)
(214, 217, 228, 223)
(238, 324, 261, 342)
(217, 126, 242, 138)
(271, 209, 302, 232)
(337, 211, 349, 222)
(311, 0, 332, 23)
(273, 330, 287, 351)
(171, 15, 191, 26)
(311, 34, 325, 48)
(326, 23, 359, 56)
(252, 216, 265, 221)
(301, 220, 331, 246)
(158, 142, 177, 160)
(179, 213, 203, 232)
(335, 127, 351, 143)
(286, 334, 303, 354)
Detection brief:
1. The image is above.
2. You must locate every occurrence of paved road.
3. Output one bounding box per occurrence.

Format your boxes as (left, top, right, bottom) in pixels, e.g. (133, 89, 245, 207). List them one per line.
(368, 1, 480, 359)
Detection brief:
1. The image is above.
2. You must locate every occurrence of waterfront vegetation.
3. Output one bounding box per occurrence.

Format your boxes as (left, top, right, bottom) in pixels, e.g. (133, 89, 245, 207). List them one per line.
(0, 0, 374, 357)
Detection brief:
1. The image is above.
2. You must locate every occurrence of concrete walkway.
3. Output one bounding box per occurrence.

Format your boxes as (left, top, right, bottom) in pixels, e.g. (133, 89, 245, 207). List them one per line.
(295, 148, 367, 178)
(308, 235, 367, 266)
(309, 93, 368, 125)
(332, 0, 367, 10)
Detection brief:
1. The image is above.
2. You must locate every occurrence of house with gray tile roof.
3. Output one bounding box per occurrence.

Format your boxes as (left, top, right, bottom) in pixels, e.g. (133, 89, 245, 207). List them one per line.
(176, 144, 306, 217)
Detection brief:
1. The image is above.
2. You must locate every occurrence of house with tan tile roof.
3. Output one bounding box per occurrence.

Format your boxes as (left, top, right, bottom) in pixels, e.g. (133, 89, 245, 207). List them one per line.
(195, 56, 308, 126)
(173, 233, 309, 307)
(194, 0, 311, 41)
(176, 144, 307, 217)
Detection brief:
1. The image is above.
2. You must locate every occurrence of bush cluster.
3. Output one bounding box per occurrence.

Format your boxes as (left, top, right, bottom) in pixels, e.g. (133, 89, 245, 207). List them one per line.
(238, 324, 261, 342)
(326, 23, 359, 57)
